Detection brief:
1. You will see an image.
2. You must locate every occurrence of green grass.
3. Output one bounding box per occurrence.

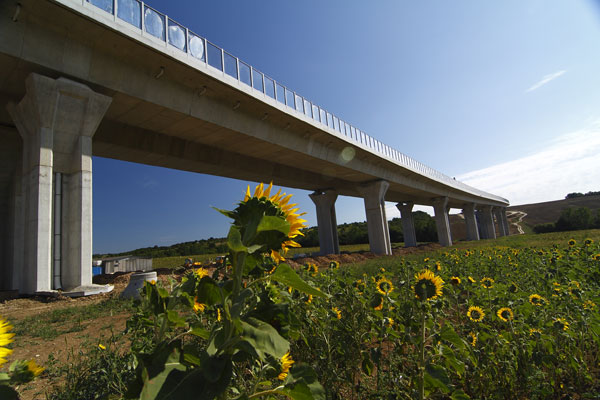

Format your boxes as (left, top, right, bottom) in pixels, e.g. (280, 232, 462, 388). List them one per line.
(12, 297, 135, 340)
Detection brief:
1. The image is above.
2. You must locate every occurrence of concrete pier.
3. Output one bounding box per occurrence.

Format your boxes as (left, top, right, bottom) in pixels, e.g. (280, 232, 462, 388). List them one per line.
(396, 202, 417, 247)
(478, 205, 497, 240)
(433, 197, 452, 247)
(309, 190, 340, 255)
(359, 181, 392, 255)
(7, 74, 111, 294)
(462, 203, 480, 241)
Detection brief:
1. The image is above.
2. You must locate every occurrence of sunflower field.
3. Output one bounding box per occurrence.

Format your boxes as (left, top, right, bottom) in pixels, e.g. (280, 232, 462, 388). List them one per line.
(5, 183, 600, 399)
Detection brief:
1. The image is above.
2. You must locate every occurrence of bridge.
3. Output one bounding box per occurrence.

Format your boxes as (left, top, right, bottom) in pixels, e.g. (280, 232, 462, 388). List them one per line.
(0, 0, 509, 295)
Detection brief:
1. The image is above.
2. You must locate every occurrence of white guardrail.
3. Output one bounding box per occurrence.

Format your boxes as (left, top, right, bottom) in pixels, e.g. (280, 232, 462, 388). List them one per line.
(76, 0, 507, 204)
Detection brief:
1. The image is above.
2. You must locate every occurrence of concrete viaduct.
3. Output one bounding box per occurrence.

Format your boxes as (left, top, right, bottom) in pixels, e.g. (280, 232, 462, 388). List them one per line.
(0, 0, 509, 295)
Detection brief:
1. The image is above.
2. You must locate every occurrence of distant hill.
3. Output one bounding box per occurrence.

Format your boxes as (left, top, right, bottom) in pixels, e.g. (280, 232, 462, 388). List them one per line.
(507, 195, 600, 229)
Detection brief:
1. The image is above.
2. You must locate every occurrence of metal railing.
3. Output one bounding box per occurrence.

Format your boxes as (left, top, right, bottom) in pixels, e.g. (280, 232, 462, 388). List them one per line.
(83, 0, 507, 204)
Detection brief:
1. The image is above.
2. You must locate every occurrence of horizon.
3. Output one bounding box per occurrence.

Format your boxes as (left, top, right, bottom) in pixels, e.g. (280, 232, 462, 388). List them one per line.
(93, 0, 600, 254)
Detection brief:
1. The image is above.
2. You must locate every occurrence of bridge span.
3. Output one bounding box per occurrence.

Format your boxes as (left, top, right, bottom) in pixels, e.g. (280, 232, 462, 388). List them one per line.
(0, 0, 509, 295)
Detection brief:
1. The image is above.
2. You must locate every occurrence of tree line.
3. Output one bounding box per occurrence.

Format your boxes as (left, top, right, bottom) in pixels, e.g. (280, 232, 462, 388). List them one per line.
(534, 206, 600, 234)
(95, 211, 439, 258)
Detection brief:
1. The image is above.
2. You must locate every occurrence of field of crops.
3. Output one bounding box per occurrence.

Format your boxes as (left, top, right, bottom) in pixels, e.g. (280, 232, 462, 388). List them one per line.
(2, 181, 599, 399)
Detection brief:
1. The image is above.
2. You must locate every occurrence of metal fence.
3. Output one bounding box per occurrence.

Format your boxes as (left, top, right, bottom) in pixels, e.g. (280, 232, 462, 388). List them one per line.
(82, 0, 507, 204)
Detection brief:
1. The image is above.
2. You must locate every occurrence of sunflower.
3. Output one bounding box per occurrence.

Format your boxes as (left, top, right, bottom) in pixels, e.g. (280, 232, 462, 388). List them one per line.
(553, 318, 569, 331)
(568, 239, 576, 246)
(305, 294, 313, 304)
(497, 307, 513, 322)
(508, 282, 519, 293)
(98, 343, 106, 350)
(353, 279, 366, 294)
(27, 360, 45, 377)
(450, 276, 461, 286)
(239, 182, 307, 263)
(481, 277, 494, 289)
(195, 267, 209, 279)
(0, 316, 15, 367)
(434, 262, 442, 271)
(305, 263, 318, 276)
(467, 306, 485, 322)
(468, 276, 476, 284)
(468, 332, 477, 347)
(413, 270, 444, 301)
(374, 297, 384, 311)
(329, 260, 340, 269)
(594, 254, 600, 261)
(376, 277, 394, 296)
(331, 307, 342, 320)
(384, 317, 394, 327)
(217, 308, 222, 322)
(193, 298, 206, 313)
(583, 300, 597, 310)
(529, 328, 542, 337)
(528, 294, 546, 306)
(584, 238, 594, 246)
(278, 352, 295, 380)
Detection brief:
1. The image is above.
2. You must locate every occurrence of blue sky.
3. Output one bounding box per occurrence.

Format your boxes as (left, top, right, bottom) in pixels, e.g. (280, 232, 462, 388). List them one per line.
(93, 0, 600, 253)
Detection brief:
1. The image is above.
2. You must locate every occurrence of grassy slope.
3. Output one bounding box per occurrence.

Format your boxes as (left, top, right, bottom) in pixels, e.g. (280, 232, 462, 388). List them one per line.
(508, 195, 600, 227)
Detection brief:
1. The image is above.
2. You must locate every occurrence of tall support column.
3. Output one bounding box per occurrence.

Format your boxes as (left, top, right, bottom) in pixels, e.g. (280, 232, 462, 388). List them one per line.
(7, 73, 111, 294)
(358, 180, 391, 255)
(309, 190, 340, 255)
(501, 208, 510, 236)
(396, 202, 417, 247)
(462, 203, 480, 241)
(493, 208, 507, 237)
(433, 197, 452, 247)
(478, 205, 496, 240)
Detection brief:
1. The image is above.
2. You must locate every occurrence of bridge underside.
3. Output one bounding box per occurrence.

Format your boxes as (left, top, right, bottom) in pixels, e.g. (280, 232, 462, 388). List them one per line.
(0, 0, 509, 295)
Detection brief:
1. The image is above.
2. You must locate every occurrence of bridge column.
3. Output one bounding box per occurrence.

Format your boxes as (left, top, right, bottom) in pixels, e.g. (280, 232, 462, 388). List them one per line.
(494, 207, 509, 236)
(7, 73, 111, 294)
(433, 197, 452, 247)
(462, 203, 480, 241)
(478, 205, 496, 239)
(396, 202, 417, 247)
(309, 190, 340, 255)
(359, 180, 391, 255)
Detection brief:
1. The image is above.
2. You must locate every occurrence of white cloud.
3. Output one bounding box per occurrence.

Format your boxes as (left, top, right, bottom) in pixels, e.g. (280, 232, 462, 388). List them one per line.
(456, 123, 600, 206)
(525, 70, 566, 93)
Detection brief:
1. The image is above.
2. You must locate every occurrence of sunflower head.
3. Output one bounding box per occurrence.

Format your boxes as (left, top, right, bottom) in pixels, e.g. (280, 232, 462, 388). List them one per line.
(278, 352, 295, 381)
(468, 332, 477, 347)
(193, 298, 206, 313)
(331, 307, 342, 320)
(583, 300, 597, 310)
(584, 238, 594, 246)
(0, 316, 15, 367)
(329, 260, 340, 270)
(413, 270, 444, 301)
(594, 254, 600, 261)
(450, 276, 461, 286)
(529, 328, 542, 338)
(376, 277, 394, 296)
(568, 239, 576, 246)
(529, 294, 546, 306)
(229, 183, 306, 262)
(497, 307, 513, 322)
(353, 279, 366, 294)
(467, 306, 485, 322)
(553, 318, 569, 331)
(481, 277, 494, 289)
(372, 295, 384, 311)
(304, 263, 318, 276)
(468, 276, 476, 284)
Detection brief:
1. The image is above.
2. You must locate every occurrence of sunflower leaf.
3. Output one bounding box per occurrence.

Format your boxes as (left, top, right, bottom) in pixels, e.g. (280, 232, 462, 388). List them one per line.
(227, 226, 247, 253)
(256, 215, 290, 235)
(271, 264, 328, 298)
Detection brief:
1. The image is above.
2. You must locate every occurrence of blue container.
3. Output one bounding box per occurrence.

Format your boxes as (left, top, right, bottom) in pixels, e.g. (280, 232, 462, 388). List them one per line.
(92, 266, 104, 276)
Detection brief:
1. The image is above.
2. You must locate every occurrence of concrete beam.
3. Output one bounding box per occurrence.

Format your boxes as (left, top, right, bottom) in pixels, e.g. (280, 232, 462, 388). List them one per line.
(396, 202, 417, 247)
(309, 190, 340, 255)
(6, 73, 111, 294)
(462, 203, 480, 241)
(433, 197, 452, 247)
(494, 207, 509, 236)
(359, 180, 391, 255)
(478, 205, 496, 240)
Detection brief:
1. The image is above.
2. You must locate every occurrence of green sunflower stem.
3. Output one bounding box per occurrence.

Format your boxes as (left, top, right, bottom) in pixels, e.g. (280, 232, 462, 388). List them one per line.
(419, 311, 426, 400)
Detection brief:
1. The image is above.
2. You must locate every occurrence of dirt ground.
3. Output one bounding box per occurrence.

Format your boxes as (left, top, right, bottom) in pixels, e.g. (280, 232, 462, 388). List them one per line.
(0, 244, 440, 399)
